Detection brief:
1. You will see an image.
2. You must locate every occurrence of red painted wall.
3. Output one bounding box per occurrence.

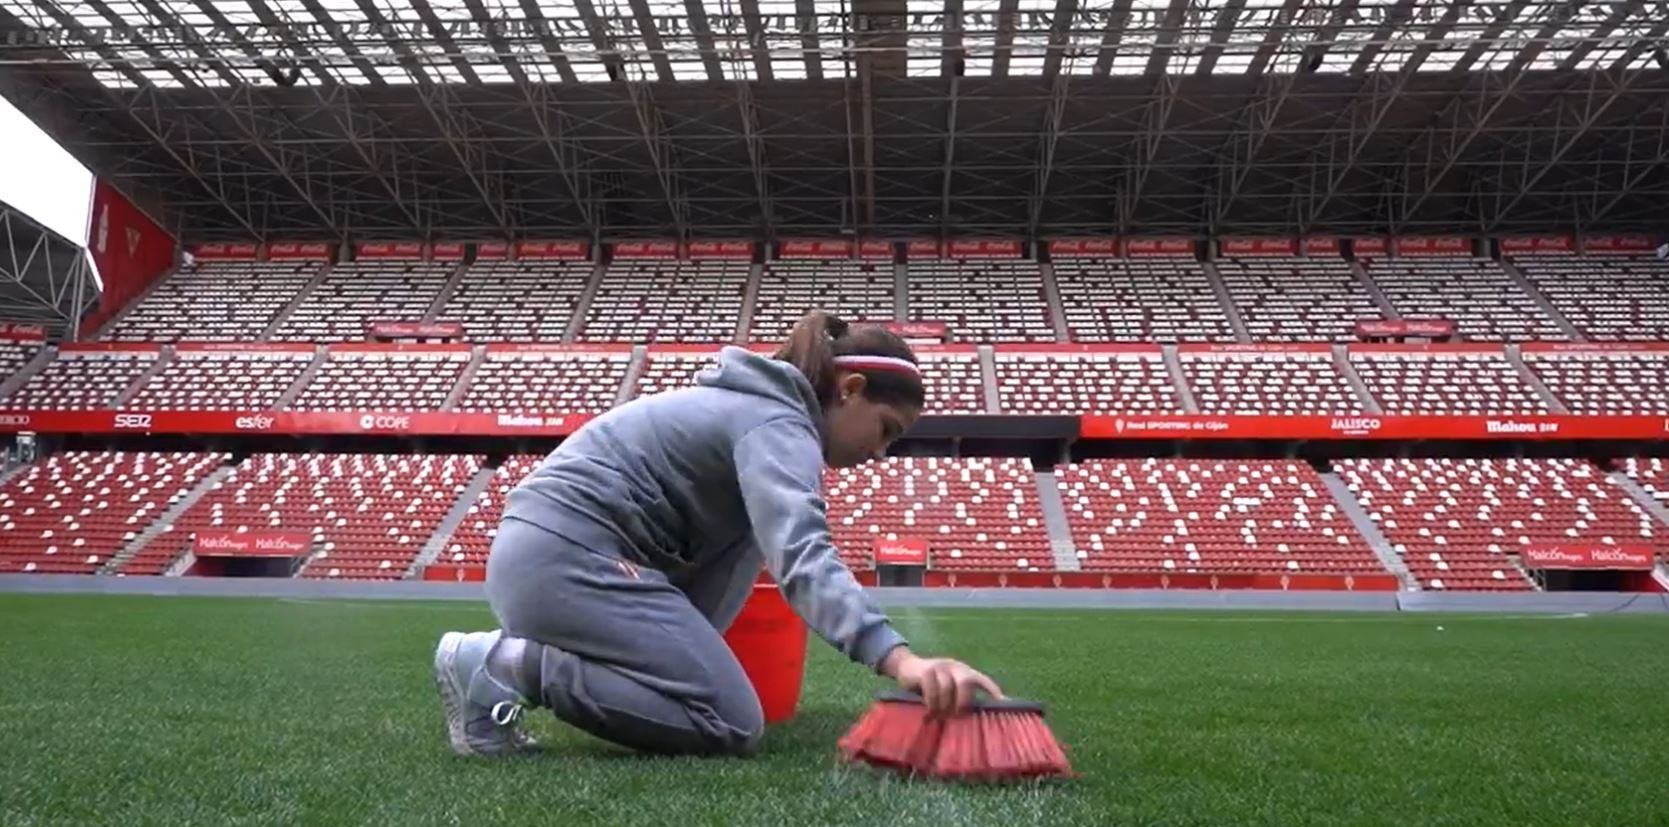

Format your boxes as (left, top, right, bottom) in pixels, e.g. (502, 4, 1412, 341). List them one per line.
(78, 181, 178, 337)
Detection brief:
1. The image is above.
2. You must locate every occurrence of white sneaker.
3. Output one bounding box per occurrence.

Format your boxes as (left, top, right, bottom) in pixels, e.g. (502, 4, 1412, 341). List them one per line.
(433, 631, 538, 757)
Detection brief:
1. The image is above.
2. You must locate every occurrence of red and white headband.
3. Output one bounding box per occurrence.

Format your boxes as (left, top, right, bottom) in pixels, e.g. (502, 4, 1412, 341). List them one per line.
(833, 354, 922, 378)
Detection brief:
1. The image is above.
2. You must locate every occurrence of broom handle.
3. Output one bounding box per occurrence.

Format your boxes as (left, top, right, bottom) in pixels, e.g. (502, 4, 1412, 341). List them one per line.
(874, 689, 1047, 715)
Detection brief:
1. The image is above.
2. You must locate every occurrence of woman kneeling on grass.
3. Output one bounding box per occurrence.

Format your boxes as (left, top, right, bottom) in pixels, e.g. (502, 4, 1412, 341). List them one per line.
(434, 310, 1003, 757)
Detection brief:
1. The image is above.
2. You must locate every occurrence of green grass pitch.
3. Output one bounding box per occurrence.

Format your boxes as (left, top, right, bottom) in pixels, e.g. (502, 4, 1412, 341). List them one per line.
(1, 594, 1665, 826)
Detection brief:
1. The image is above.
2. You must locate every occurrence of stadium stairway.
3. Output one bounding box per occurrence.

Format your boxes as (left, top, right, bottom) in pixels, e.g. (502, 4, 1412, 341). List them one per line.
(1037, 262, 1070, 342)
(1352, 260, 1400, 317)
(273, 347, 329, 410)
(1331, 345, 1384, 414)
(440, 346, 487, 411)
(405, 464, 496, 579)
(561, 261, 611, 343)
(1318, 471, 1419, 590)
(735, 263, 763, 343)
(103, 462, 238, 575)
(1506, 344, 1570, 413)
(258, 263, 334, 341)
(421, 262, 471, 323)
(113, 346, 176, 407)
(1654, 563, 1669, 593)
(978, 346, 1003, 413)
(614, 346, 650, 405)
(1160, 345, 1201, 412)
(1495, 257, 1583, 340)
(1200, 260, 1252, 342)
(0, 344, 54, 398)
(891, 260, 907, 321)
(1607, 471, 1669, 528)
(1032, 470, 1081, 571)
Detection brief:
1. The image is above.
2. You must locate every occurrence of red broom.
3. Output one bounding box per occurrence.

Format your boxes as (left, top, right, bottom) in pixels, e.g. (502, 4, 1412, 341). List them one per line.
(836, 690, 1073, 783)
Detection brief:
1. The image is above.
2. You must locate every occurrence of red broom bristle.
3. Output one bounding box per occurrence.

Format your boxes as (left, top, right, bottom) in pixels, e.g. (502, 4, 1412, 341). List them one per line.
(837, 692, 1073, 783)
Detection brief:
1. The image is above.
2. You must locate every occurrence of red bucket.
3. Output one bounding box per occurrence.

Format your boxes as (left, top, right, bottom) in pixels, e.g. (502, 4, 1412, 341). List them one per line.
(722, 582, 808, 724)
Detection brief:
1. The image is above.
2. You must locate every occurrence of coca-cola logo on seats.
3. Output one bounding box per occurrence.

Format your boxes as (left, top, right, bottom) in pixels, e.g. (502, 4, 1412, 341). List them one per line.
(113, 413, 153, 430)
(358, 414, 412, 431)
(234, 414, 275, 431)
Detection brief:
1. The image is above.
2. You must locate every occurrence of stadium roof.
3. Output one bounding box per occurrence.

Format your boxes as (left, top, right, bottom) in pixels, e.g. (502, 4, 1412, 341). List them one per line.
(0, 199, 97, 337)
(0, 0, 1666, 242)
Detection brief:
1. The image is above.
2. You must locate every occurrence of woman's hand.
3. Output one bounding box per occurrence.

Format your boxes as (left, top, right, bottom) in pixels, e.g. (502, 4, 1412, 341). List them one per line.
(879, 646, 1004, 718)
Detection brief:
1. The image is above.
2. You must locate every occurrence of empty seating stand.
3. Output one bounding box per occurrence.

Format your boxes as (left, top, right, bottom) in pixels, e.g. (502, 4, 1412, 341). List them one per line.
(635, 348, 723, 398)
(1181, 346, 1365, 415)
(1513, 254, 1669, 341)
(1054, 257, 1236, 342)
(125, 453, 482, 580)
(0, 450, 227, 574)
(993, 346, 1181, 415)
(1056, 459, 1381, 576)
(1218, 256, 1381, 341)
(289, 347, 470, 411)
(434, 259, 594, 341)
(825, 457, 1051, 572)
(580, 261, 750, 343)
(0, 338, 45, 385)
(751, 259, 896, 342)
(128, 347, 315, 411)
(1360, 257, 1566, 341)
(456, 347, 630, 415)
(1, 347, 157, 410)
(1350, 346, 1548, 414)
(1334, 458, 1657, 590)
(906, 259, 1054, 342)
(102, 261, 320, 341)
(436, 453, 543, 569)
(1614, 458, 1669, 519)
(1521, 347, 1669, 414)
(272, 261, 455, 342)
(918, 349, 986, 414)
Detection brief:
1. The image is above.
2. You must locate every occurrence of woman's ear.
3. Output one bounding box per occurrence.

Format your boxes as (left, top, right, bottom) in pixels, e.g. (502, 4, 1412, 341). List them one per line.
(836, 372, 867, 404)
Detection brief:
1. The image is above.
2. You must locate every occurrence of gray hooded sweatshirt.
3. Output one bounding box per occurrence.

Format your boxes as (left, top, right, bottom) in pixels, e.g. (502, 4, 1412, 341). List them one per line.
(501, 345, 908, 672)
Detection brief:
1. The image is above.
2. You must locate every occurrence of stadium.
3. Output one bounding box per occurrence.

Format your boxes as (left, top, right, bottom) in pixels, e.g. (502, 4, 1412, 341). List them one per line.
(0, 0, 1667, 823)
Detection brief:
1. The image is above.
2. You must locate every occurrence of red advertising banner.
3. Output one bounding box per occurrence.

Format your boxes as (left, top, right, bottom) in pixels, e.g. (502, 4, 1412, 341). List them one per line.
(1499, 235, 1574, 255)
(1125, 237, 1196, 257)
(174, 342, 316, 355)
(1348, 342, 1504, 356)
(484, 343, 635, 356)
(328, 342, 472, 355)
(57, 342, 162, 354)
(1219, 238, 1297, 257)
(430, 242, 466, 261)
(778, 239, 853, 259)
(993, 343, 1162, 356)
(189, 242, 260, 261)
(909, 343, 979, 356)
(906, 239, 943, 259)
(858, 239, 894, 260)
(686, 240, 755, 260)
(1080, 414, 1669, 441)
(612, 240, 681, 260)
(1302, 236, 1341, 256)
(1177, 343, 1333, 355)
(924, 571, 1401, 591)
(194, 531, 312, 558)
(516, 240, 590, 260)
(1393, 236, 1472, 257)
(1048, 238, 1120, 258)
(0, 322, 47, 342)
(945, 239, 1023, 259)
(1354, 319, 1457, 338)
(356, 241, 426, 260)
(847, 320, 949, 340)
(1519, 342, 1669, 355)
(1583, 234, 1655, 254)
(423, 564, 487, 582)
(874, 537, 929, 566)
(0, 409, 592, 437)
(367, 321, 466, 340)
(81, 180, 180, 338)
(477, 242, 510, 260)
(1520, 546, 1657, 570)
(1353, 237, 1389, 257)
(267, 242, 333, 260)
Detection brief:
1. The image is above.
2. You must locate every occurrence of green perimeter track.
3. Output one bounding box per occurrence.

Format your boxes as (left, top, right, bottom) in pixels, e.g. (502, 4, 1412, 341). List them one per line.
(1, 595, 1664, 826)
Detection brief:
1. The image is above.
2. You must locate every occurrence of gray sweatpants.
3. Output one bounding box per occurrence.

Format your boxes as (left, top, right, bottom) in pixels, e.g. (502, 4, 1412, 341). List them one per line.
(484, 516, 766, 756)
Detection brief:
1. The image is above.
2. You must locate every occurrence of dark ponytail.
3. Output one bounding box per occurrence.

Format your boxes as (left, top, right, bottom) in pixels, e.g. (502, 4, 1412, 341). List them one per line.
(775, 310, 925, 411)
